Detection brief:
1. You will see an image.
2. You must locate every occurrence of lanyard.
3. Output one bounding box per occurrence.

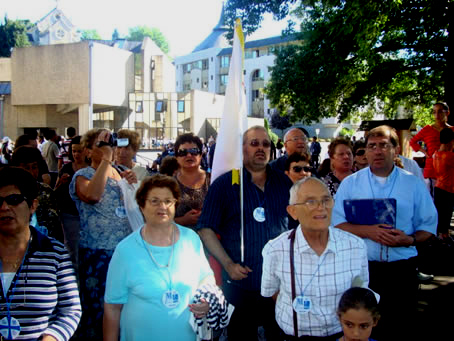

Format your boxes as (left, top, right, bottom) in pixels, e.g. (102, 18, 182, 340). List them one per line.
(0, 236, 31, 340)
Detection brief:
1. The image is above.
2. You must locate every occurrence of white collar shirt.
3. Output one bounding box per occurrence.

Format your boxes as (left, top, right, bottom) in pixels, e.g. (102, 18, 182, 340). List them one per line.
(261, 226, 369, 337)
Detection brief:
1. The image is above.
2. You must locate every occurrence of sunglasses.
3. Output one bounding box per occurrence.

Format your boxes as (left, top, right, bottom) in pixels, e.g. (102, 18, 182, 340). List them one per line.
(292, 166, 311, 173)
(355, 149, 366, 156)
(0, 194, 27, 207)
(250, 139, 271, 148)
(176, 148, 201, 157)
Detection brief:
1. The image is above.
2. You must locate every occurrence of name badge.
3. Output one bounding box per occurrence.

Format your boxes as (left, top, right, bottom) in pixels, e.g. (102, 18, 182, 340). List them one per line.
(162, 290, 180, 309)
(253, 207, 265, 222)
(0, 316, 21, 339)
(293, 295, 311, 313)
(115, 206, 127, 218)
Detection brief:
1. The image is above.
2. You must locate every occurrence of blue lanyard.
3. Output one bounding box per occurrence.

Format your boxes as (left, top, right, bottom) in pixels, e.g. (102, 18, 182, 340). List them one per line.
(0, 236, 31, 339)
(367, 167, 398, 199)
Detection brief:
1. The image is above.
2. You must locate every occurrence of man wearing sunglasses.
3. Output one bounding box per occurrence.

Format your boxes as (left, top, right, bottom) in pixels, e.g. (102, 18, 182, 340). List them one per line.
(197, 125, 293, 340)
(332, 125, 437, 341)
(271, 128, 308, 174)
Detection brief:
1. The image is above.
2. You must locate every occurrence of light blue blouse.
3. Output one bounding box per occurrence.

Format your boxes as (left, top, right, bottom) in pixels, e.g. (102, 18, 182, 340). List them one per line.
(105, 224, 213, 341)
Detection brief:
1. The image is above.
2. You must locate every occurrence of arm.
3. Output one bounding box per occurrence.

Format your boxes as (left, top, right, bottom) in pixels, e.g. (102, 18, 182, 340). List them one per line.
(409, 127, 429, 157)
(103, 303, 123, 341)
(198, 228, 251, 280)
(76, 160, 111, 204)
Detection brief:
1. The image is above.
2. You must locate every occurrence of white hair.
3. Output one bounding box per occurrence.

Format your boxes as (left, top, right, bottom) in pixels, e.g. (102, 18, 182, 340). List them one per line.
(289, 177, 330, 205)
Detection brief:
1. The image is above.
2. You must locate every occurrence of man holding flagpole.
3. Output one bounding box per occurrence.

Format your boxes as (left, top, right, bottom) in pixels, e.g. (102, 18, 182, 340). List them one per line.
(196, 18, 292, 340)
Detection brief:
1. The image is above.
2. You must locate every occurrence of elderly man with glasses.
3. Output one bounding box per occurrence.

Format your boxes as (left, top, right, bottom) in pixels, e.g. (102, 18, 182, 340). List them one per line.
(332, 125, 437, 341)
(271, 128, 309, 173)
(261, 177, 368, 340)
(197, 125, 293, 340)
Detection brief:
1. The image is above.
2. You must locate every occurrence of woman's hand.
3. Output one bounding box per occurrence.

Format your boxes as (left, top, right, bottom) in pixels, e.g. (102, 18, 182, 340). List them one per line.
(188, 298, 210, 318)
(121, 169, 137, 184)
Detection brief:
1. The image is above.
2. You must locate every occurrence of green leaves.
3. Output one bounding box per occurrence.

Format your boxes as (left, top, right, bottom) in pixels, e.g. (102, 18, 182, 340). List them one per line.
(127, 26, 170, 54)
(0, 16, 31, 57)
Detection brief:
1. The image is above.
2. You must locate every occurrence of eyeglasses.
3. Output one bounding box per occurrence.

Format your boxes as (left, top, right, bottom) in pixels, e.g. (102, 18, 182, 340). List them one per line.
(249, 139, 271, 148)
(366, 143, 393, 151)
(0, 194, 27, 207)
(292, 166, 311, 173)
(285, 136, 306, 143)
(146, 198, 177, 208)
(293, 197, 334, 210)
(355, 149, 366, 156)
(176, 148, 201, 157)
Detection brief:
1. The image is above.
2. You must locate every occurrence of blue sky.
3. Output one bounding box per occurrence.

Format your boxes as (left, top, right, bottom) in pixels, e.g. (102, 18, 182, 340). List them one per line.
(1, 0, 290, 57)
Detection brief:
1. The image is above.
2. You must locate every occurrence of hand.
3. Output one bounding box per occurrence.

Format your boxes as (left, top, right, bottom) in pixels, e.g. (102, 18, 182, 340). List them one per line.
(225, 262, 252, 280)
(59, 173, 71, 184)
(92, 144, 113, 163)
(382, 229, 413, 247)
(181, 209, 202, 226)
(121, 169, 137, 184)
(188, 298, 210, 318)
(365, 224, 396, 244)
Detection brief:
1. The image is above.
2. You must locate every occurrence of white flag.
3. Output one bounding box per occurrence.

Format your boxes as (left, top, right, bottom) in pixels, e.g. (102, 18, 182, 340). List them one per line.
(211, 18, 248, 184)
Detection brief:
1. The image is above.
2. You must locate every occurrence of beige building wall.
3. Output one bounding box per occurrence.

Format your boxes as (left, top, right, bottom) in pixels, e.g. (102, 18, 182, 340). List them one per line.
(0, 58, 11, 81)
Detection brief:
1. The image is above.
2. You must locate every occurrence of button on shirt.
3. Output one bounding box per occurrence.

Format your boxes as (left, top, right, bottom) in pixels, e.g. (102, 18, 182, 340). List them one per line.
(332, 167, 437, 262)
(261, 226, 369, 337)
(196, 166, 292, 291)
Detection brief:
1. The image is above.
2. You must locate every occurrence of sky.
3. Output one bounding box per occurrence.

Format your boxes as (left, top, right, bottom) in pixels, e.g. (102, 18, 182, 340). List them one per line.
(1, 0, 291, 57)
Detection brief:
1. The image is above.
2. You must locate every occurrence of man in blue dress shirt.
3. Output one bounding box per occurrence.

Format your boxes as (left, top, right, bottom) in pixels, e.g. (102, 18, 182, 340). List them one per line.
(197, 125, 292, 340)
(332, 125, 437, 341)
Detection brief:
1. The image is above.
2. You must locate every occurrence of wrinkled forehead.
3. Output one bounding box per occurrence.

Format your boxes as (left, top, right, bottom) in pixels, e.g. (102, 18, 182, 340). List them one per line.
(286, 129, 305, 140)
(245, 129, 269, 142)
(297, 178, 330, 198)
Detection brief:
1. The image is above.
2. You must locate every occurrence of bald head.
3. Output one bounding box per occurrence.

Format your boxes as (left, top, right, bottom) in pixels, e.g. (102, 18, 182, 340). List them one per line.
(284, 128, 307, 155)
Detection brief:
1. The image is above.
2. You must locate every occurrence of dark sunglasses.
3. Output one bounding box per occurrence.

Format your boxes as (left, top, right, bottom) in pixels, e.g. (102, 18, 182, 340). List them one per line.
(355, 149, 366, 156)
(292, 166, 311, 173)
(0, 194, 27, 207)
(176, 148, 201, 157)
(250, 139, 271, 148)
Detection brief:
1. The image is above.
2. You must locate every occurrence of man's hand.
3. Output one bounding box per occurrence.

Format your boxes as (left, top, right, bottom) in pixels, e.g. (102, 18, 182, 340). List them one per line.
(364, 224, 396, 244)
(381, 229, 413, 247)
(225, 262, 252, 280)
(176, 209, 201, 226)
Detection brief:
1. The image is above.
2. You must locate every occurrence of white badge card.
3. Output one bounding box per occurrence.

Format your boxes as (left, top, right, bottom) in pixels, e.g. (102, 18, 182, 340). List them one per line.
(293, 295, 312, 313)
(0, 316, 21, 339)
(162, 290, 180, 309)
(253, 207, 266, 222)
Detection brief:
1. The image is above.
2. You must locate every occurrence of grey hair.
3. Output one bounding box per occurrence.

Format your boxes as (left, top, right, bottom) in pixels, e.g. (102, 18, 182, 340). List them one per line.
(284, 127, 307, 143)
(289, 177, 330, 204)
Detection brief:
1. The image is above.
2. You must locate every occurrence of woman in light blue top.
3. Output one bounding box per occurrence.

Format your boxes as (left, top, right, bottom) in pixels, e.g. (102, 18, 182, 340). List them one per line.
(104, 174, 214, 341)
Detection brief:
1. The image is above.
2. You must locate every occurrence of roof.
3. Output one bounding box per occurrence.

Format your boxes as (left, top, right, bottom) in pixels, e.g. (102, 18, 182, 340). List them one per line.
(192, 4, 229, 53)
(358, 119, 416, 131)
(0, 82, 11, 95)
(88, 39, 142, 52)
(217, 34, 299, 56)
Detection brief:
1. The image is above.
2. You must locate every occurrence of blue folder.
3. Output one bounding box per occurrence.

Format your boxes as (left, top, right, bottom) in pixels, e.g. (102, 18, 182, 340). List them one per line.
(343, 198, 397, 227)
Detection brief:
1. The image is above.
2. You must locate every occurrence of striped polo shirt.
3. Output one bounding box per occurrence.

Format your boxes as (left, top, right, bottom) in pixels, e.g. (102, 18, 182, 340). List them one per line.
(0, 227, 81, 341)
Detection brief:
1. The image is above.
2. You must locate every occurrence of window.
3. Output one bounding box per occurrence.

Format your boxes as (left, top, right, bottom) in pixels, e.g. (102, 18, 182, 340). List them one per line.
(135, 101, 143, 113)
(252, 89, 262, 102)
(156, 100, 165, 112)
(202, 59, 208, 70)
(183, 63, 191, 74)
(134, 54, 143, 91)
(252, 69, 264, 81)
(221, 56, 230, 68)
(211, 75, 213, 80)
(220, 74, 228, 86)
(177, 100, 185, 113)
(197, 78, 199, 83)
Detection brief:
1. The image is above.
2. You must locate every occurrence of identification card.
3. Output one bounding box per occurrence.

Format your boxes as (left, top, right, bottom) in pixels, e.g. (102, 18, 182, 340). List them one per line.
(0, 316, 21, 339)
(115, 206, 127, 218)
(292, 295, 311, 313)
(253, 207, 266, 222)
(162, 289, 180, 309)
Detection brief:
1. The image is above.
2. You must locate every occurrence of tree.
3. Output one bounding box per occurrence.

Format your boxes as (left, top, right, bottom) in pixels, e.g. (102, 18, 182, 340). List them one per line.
(112, 28, 121, 40)
(225, 0, 452, 124)
(270, 111, 291, 134)
(0, 16, 31, 57)
(80, 29, 102, 40)
(127, 26, 170, 54)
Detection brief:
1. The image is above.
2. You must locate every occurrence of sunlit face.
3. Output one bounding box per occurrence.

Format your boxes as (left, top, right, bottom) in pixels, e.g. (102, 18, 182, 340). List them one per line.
(331, 144, 353, 173)
(0, 185, 37, 237)
(243, 129, 271, 171)
(176, 142, 202, 169)
(140, 187, 176, 226)
(339, 308, 378, 341)
(287, 179, 332, 232)
(366, 136, 396, 175)
(18, 162, 39, 180)
(433, 104, 449, 125)
(115, 145, 136, 167)
(71, 144, 85, 163)
(284, 129, 307, 155)
(285, 161, 311, 183)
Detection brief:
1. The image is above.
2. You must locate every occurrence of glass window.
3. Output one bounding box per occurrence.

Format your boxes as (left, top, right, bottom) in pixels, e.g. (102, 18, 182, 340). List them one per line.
(135, 101, 143, 113)
(220, 74, 228, 85)
(252, 69, 264, 81)
(156, 100, 164, 112)
(177, 100, 185, 113)
(221, 56, 230, 68)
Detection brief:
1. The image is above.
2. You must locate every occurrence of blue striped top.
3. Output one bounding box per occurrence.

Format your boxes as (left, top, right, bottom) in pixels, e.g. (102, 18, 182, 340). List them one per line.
(0, 227, 81, 341)
(197, 166, 292, 291)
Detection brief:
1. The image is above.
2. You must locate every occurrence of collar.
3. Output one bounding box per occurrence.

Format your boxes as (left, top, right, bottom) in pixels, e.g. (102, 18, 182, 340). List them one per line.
(28, 226, 55, 255)
(242, 164, 273, 181)
(294, 226, 337, 255)
(368, 165, 398, 183)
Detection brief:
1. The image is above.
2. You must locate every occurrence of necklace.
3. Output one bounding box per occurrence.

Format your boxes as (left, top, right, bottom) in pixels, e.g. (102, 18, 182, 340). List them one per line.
(142, 225, 175, 268)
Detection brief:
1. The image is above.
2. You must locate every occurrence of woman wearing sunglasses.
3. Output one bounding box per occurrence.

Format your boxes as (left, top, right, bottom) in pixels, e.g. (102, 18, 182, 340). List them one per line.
(0, 167, 81, 341)
(173, 133, 209, 229)
(104, 175, 215, 341)
(284, 153, 312, 183)
(353, 141, 369, 171)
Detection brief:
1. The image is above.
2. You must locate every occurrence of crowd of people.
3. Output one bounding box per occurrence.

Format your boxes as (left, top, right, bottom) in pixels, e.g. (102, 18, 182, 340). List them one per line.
(0, 102, 452, 341)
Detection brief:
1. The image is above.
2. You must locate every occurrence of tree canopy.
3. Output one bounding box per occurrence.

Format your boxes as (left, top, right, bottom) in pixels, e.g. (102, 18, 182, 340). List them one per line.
(127, 26, 170, 54)
(0, 16, 31, 57)
(225, 0, 452, 125)
(80, 29, 102, 40)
